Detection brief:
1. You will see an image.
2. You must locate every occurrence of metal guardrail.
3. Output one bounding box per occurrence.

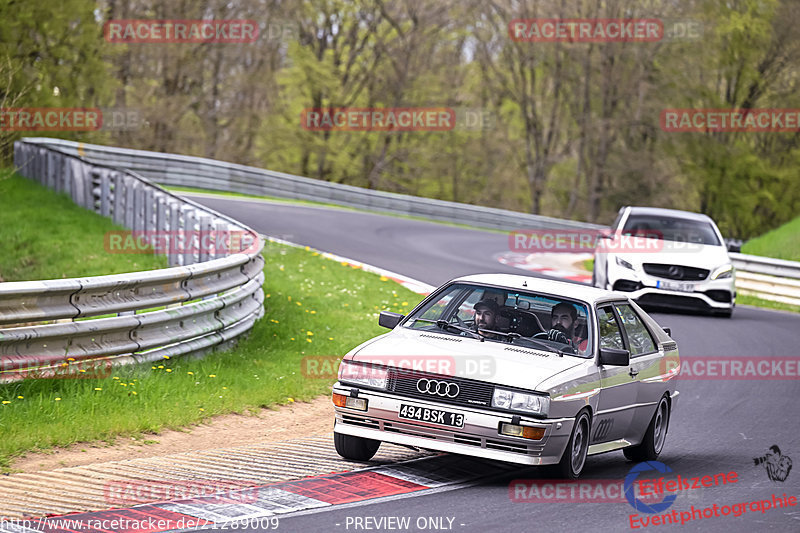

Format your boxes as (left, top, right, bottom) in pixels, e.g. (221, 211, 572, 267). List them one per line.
(730, 252, 800, 306)
(20, 138, 606, 232)
(0, 140, 265, 382)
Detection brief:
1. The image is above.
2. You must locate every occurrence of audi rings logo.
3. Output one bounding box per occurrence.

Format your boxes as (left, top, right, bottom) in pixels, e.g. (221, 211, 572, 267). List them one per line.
(416, 378, 460, 398)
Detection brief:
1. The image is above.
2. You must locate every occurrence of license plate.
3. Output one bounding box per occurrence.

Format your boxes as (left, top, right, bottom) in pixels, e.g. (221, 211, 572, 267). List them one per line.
(657, 280, 694, 292)
(399, 404, 464, 428)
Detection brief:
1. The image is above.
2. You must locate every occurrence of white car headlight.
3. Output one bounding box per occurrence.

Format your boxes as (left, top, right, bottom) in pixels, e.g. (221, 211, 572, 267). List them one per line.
(711, 264, 733, 280)
(492, 388, 549, 416)
(616, 256, 635, 271)
(338, 360, 388, 390)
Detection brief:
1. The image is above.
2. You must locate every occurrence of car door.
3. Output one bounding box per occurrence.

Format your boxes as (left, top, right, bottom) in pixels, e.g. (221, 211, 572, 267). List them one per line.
(593, 304, 637, 444)
(613, 302, 663, 439)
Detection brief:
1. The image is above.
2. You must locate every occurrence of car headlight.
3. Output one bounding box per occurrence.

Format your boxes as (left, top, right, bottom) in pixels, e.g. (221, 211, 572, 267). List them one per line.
(492, 388, 549, 416)
(616, 256, 635, 271)
(711, 265, 733, 280)
(338, 360, 388, 390)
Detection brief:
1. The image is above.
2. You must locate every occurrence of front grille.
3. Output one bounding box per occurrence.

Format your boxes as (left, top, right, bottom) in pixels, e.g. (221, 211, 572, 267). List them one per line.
(643, 263, 709, 281)
(388, 369, 494, 408)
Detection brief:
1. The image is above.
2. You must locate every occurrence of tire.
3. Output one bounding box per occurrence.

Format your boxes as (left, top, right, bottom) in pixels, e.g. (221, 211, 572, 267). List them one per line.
(334, 431, 381, 461)
(624, 396, 669, 462)
(548, 410, 591, 479)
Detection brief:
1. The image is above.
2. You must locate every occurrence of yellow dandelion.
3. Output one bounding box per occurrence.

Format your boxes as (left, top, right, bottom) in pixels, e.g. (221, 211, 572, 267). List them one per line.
(163, 356, 170, 360)
(310, 310, 316, 314)
(287, 398, 295, 403)
(209, 374, 217, 378)
(222, 387, 228, 390)
(307, 331, 314, 336)
(67, 357, 75, 362)
(131, 391, 138, 395)
(291, 337, 295, 340)
(305, 246, 310, 251)
(79, 369, 86, 373)
(113, 376, 120, 380)
(199, 407, 205, 411)
(2, 401, 10, 405)
(94, 388, 102, 391)
(55, 398, 61, 401)
(380, 276, 388, 281)
(17, 395, 23, 399)
(157, 365, 164, 369)
(402, 302, 408, 306)
(129, 382, 134, 386)
(165, 369, 172, 373)
(279, 265, 284, 271)
(340, 261, 348, 266)
(328, 337, 334, 340)
(288, 296, 292, 301)
(296, 301, 302, 306)
(151, 366, 157, 369)
(187, 371, 194, 375)
(60, 362, 68, 368)
(266, 294, 271, 298)
(306, 339, 312, 343)
(121, 383, 127, 386)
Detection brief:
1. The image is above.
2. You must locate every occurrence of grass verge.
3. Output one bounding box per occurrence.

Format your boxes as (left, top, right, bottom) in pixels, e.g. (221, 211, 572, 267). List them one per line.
(737, 293, 800, 314)
(741, 216, 800, 262)
(0, 240, 423, 470)
(0, 169, 167, 281)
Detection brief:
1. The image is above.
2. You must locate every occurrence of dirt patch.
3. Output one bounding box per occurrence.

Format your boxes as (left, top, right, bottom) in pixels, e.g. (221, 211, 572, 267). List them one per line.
(11, 395, 335, 473)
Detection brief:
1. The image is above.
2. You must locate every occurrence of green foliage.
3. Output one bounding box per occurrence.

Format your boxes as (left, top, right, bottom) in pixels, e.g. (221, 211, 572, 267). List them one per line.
(742, 215, 800, 261)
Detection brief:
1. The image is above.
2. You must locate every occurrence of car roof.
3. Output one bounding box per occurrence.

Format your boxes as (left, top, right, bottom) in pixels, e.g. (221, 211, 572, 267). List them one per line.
(625, 206, 714, 223)
(449, 273, 624, 305)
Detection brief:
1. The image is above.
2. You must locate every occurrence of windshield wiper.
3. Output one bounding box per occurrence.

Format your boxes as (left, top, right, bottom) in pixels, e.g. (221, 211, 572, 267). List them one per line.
(508, 336, 570, 357)
(411, 318, 485, 341)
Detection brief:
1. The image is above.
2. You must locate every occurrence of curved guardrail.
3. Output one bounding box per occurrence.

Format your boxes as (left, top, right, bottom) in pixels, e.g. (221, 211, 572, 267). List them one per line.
(20, 138, 605, 232)
(0, 140, 264, 382)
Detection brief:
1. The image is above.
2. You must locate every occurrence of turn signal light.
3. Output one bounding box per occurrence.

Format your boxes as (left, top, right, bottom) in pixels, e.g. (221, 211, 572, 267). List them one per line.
(332, 392, 368, 411)
(500, 423, 545, 440)
(332, 393, 347, 407)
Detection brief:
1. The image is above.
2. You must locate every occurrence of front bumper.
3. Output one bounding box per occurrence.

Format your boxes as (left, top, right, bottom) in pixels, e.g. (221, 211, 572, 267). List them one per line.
(332, 383, 576, 466)
(609, 263, 735, 311)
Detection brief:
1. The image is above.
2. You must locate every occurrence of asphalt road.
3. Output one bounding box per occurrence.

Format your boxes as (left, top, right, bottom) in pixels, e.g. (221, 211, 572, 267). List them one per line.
(187, 194, 800, 533)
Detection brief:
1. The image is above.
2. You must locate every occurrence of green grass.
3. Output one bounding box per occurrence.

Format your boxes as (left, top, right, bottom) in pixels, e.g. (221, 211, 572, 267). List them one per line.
(741, 215, 800, 262)
(737, 293, 800, 314)
(0, 169, 167, 281)
(0, 241, 423, 470)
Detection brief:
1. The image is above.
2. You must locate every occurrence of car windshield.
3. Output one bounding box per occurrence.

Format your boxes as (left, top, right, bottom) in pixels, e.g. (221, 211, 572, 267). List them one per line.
(621, 215, 721, 246)
(404, 283, 592, 357)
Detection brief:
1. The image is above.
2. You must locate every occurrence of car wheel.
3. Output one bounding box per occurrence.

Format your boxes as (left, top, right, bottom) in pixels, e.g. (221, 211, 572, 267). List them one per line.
(623, 396, 669, 462)
(549, 410, 590, 479)
(334, 431, 381, 461)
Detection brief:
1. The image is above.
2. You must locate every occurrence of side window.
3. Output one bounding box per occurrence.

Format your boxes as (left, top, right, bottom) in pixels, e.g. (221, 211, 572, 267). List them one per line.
(597, 306, 624, 350)
(614, 304, 656, 356)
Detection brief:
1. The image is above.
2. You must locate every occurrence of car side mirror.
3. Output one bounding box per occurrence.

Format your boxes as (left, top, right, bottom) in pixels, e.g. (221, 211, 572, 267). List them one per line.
(379, 311, 404, 329)
(726, 242, 741, 253)
(663, 327, 671, 337)
(599, 347, 630, 366)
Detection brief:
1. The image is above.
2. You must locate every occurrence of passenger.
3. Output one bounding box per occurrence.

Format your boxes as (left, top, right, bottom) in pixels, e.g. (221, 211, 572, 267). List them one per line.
(473, 299, 503, 340)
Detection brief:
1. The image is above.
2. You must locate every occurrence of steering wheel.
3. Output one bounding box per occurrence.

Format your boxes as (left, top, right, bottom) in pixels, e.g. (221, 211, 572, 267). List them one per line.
(533, 329, 569, 344)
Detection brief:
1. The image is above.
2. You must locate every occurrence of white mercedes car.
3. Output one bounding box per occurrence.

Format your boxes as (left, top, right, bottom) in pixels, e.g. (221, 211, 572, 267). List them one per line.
(332, 274, 679, 479)
(592, 206, 736, 317)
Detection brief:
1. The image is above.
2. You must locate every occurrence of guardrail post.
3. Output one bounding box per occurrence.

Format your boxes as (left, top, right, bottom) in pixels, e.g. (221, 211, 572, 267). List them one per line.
(169, 201, 181, 266)
(124, 180, 135, 229)
(112, 172, 125, 225)
(199, 215, 212, 263)
(184, 207, 197, 266)
(100, 169, 112, 217)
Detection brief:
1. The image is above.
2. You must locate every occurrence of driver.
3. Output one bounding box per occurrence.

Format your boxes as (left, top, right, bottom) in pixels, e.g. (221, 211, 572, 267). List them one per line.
(549, 302, 588, 351)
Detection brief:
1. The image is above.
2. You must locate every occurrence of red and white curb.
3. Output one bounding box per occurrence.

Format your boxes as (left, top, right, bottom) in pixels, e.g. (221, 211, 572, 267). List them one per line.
(2, 456, 515, 533)
(495, 251, 593, 284)
(265, 236, 435, 295)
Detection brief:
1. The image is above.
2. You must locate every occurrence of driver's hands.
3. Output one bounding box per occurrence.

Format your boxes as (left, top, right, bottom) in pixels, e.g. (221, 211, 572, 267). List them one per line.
(545, 329, 569, 344)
